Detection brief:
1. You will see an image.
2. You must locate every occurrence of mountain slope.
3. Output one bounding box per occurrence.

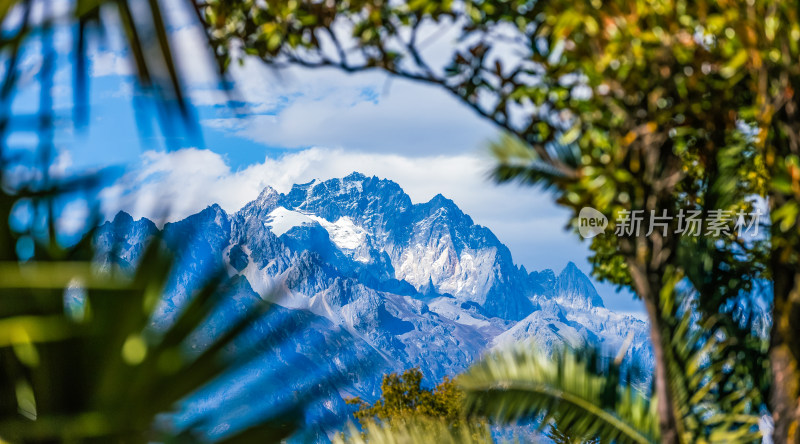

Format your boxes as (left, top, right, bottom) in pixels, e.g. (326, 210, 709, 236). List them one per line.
(98, 172, 652, 437)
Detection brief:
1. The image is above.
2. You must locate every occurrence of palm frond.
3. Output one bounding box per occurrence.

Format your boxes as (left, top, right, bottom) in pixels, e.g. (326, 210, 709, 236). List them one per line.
(547, 421, 600, 444)
(0, 236, 308, 442)
(459, 344, 658, 444)
(333, 417, 495, 444)
(0, 1, 321, 440)
(456, 284, 763, 444)
(489, 133, 574, 190)
(663, 300, 765, 444)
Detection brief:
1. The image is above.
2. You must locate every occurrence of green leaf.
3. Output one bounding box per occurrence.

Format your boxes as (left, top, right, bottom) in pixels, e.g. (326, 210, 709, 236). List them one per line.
(459, 345, 658, 444)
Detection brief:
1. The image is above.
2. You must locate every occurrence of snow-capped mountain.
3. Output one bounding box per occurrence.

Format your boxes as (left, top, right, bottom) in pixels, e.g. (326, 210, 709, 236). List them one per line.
(96, 172, 652, 438)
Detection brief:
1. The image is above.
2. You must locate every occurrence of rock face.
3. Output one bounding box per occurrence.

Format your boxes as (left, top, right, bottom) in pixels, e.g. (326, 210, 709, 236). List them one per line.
(97, 172, 652, 438)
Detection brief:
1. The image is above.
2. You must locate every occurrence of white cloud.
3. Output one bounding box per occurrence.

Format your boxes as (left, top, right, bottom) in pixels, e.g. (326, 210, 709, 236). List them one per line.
(86, 17, 500, 154)
(202, 76, 497, 155)
(57, 199, 90, 237)
(49, 149, 73, 177)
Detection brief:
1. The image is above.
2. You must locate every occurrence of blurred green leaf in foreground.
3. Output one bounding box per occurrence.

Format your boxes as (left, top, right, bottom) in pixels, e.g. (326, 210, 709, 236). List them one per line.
(0, 1, 336, 442)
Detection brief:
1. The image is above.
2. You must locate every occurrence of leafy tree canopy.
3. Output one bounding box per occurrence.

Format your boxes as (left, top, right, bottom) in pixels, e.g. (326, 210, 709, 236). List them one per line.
(346, 368, 465, 429)
(200, 1, 792, 441)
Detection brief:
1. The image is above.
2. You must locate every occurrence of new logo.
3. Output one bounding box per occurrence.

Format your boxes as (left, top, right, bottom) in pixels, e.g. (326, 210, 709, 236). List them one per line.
(578, 207, 608, 238)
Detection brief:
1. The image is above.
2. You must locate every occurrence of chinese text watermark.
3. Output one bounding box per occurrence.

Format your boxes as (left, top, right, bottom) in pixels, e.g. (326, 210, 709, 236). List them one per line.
(578, 207, 762, 239)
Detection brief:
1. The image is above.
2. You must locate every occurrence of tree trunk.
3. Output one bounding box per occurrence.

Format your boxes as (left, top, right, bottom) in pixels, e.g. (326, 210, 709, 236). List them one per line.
(770, 261, 800, 444)
(765, 67, 800, 444)
(628, 261, 681, 444)
(645, 300, 681, 444)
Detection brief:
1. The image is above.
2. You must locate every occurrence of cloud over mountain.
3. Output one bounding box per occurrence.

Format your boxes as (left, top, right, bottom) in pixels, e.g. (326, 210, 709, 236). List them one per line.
(98, 173, 653, 433)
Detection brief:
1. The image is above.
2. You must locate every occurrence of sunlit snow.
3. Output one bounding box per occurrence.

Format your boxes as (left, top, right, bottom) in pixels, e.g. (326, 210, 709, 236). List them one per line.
(264, 206, 315, 236)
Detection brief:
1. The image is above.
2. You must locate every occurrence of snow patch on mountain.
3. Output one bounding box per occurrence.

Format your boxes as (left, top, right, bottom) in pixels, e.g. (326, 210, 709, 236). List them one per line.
(264, 207, 370, 263)
(265, 206, 316, 236)
(307, 215, 369, 255)
(97, 172, 654, 438)
(428, 297, 492, 328)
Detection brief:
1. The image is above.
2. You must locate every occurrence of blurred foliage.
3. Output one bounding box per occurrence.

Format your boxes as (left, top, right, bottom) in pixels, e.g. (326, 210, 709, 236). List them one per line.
(0, 231, 303, 442)
(339, 368, 489, 443)
(547, 423, 600, 444)
(0, 0, 791, 441)
(333, 416, 494, 444)
(461, 344, 658, 444)
(338, 295, 765, 444)
(460, 298, 764, 444)
(201, 0, 797, 440)
(0, 0, 337, 442)
(346, 368, 467, 429)
(0, 0, 222, 142)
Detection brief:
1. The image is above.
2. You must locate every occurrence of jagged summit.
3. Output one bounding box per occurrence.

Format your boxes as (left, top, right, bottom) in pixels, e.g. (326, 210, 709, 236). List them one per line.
(97, 173, 652, 433)
(417, 193, 468, 219)
(552, 261, 605, 308)
(111, 173, 609, 318)
(255, 184, 279, 202)
(204, 203, 226, 215)
(108, 211, 157, 235)
(170, 204, 228, 227)
(427, 193, 453, 206)
(343, 171, 368, 181)
(112, 210, 134, 225)
(107, 173, 611, 317)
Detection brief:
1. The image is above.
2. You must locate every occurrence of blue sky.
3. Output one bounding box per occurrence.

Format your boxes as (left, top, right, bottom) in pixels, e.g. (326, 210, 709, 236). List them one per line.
(10, 2, 642, 314)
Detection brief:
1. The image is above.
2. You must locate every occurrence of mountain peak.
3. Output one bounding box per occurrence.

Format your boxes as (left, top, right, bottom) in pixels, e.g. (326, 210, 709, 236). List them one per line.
(343, 171, 368, 181)
(415, 193, 471, 226)
(251, 185, 281, 211)
(561, 261, 580, 275)
(99, 173, 652, 419)
(199, 203, 226, 218)
(429, 193, 451, 205)
(257, 185, 279, 200)
(112, 211, 134, 226)
(419, 193, 461, 213)
(167, 203, 229, 231)
(551, 261, 604, 308)
(236, 174, 605, 317)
